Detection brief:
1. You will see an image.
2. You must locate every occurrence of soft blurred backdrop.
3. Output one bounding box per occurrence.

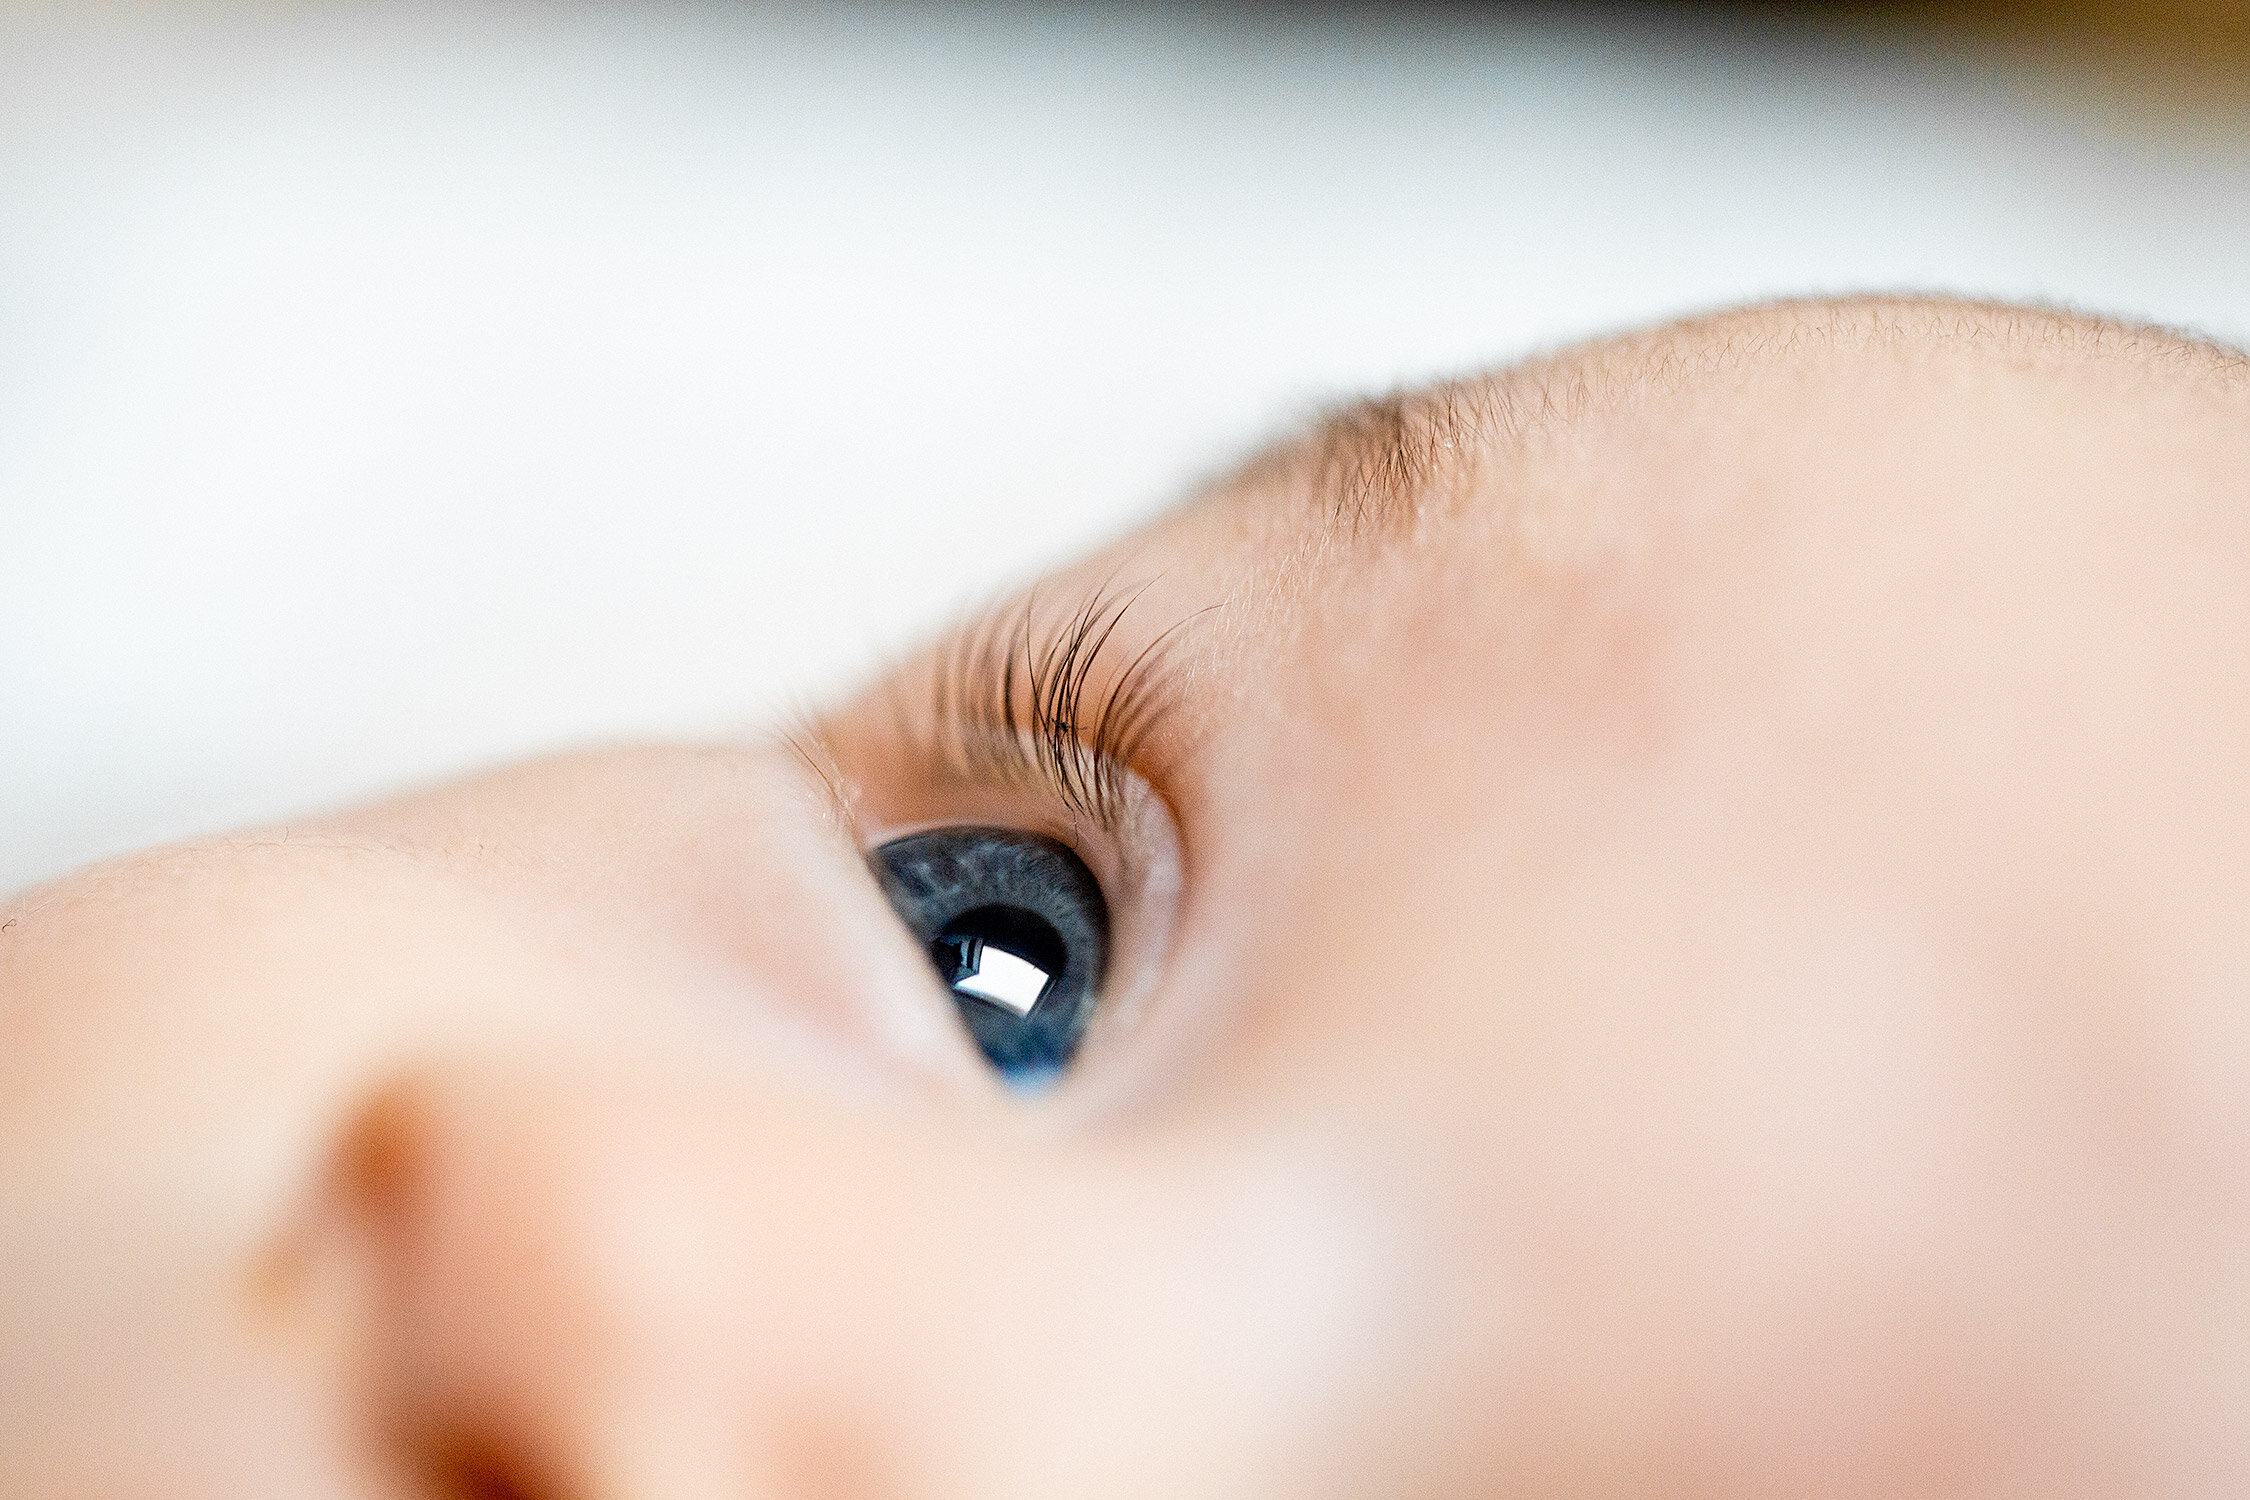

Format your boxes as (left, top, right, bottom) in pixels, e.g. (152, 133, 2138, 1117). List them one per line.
(4, 1, 2247, 893)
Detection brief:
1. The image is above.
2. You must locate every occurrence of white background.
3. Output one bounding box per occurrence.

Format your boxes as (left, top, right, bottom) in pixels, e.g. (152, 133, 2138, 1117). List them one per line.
(5, 2, 2248, 893)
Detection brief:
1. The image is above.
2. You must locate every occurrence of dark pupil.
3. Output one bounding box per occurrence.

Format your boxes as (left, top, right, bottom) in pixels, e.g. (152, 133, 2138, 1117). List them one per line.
(869, 828, 1109, 1087)
(936, 905, 1064, 1008)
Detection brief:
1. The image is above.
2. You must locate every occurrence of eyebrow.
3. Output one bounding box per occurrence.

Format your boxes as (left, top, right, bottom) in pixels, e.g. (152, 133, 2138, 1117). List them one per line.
(849, 297, 2250, 786)
(1243, 378, 1510, 544)
(1257, 297, 2250, 551)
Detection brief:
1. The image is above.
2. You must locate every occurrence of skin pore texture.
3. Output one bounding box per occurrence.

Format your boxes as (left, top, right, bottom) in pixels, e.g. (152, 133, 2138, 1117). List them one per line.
(4, 298, 2249, 1499)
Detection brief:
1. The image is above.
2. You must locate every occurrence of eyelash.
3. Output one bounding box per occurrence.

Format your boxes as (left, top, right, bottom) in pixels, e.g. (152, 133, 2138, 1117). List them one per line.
(910, 576, 1198, 834)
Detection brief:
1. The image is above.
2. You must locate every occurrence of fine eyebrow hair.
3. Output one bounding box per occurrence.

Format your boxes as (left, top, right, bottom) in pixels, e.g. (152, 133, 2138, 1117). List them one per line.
(1223, 341, 1585, 543)
(1276, 382, 1501, 540)
(1240, 296, 2250, 546)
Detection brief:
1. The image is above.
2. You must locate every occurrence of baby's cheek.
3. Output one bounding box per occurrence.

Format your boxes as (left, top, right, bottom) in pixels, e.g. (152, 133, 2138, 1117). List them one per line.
(1202, 783, 2179, 1495)
(1529, 923, 2200, 1495)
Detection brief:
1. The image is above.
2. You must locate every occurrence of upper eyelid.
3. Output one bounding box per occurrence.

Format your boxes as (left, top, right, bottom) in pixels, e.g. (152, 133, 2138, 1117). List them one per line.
(804, 577, 1208, 842)
(923, 578, 1205, 834)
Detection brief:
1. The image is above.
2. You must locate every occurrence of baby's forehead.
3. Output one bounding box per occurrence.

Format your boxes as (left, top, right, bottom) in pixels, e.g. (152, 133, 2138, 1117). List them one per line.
(1081, 296, 2250, 764)
(1198, 296, 2247, 562)
(863, 295, 2246, 794)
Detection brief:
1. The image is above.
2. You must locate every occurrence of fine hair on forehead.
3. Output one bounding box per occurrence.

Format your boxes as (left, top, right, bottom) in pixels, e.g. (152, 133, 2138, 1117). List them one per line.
(1224, 295, 2250, 545)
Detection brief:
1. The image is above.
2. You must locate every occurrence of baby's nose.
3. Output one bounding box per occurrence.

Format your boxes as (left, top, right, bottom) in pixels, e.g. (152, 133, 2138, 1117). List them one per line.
(327, 1059, 1393, 1500)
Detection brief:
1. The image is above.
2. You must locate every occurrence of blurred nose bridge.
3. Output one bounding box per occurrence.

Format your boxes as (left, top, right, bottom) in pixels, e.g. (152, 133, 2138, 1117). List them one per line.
(331, 1060, 1351, 1500)
(341, 1062, 972, 1499)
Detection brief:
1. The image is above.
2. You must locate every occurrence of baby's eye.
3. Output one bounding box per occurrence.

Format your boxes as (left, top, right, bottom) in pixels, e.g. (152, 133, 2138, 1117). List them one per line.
(871, 827, 1109, 1089)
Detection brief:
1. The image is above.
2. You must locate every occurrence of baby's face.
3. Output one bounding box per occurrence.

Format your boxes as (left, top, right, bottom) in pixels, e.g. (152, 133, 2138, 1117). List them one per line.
(6, 300, 2249, 1498)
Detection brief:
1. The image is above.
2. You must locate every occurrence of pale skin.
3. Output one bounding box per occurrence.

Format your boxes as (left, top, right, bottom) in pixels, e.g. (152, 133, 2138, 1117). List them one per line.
(3, 298, 2248, 1499)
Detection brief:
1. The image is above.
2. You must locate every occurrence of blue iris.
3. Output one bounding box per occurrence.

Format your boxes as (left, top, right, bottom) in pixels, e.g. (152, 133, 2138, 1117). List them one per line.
(871, 828, 1109, 1086)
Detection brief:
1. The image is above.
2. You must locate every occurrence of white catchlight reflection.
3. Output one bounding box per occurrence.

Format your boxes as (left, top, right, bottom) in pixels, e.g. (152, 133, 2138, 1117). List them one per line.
(952, 945, 1051, 1017)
